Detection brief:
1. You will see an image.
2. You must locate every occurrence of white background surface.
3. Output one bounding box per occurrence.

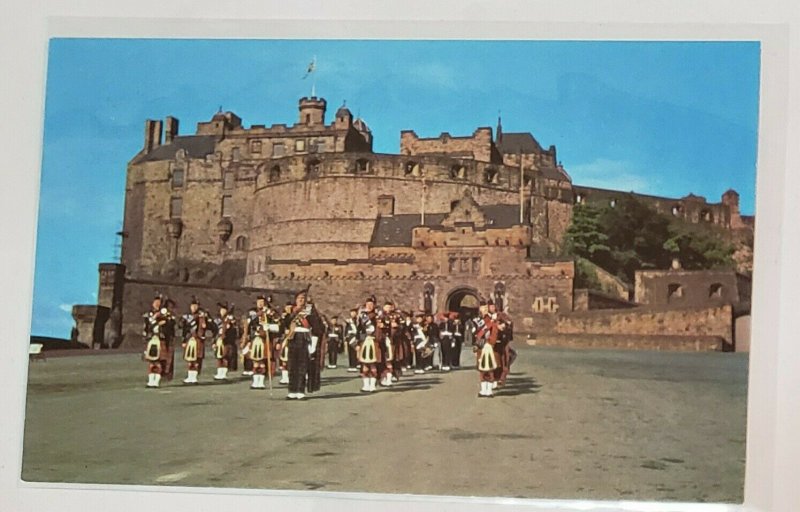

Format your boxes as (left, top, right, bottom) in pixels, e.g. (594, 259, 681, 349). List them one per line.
(0, 2, 797, 511)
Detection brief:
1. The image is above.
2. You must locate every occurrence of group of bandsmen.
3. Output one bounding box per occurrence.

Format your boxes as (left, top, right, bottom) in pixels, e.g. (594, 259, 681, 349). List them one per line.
(142, 290, 517, 399)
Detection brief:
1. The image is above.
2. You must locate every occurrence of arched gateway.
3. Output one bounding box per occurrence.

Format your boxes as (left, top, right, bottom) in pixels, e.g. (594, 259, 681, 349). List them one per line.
(445, 287, 481, 322)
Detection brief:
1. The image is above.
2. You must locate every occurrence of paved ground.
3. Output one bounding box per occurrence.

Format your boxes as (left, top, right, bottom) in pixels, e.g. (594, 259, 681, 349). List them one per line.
(21, 346, 747, 503)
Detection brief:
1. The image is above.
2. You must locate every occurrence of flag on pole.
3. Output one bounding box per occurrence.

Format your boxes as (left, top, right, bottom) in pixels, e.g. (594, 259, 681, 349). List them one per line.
(302, 56, 317, 79)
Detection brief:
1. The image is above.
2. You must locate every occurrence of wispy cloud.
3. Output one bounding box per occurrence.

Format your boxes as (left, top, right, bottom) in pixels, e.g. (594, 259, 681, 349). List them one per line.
(568, 158, 661, 195)
(406, 62, 458, 90)
(58, 303, 72, 313)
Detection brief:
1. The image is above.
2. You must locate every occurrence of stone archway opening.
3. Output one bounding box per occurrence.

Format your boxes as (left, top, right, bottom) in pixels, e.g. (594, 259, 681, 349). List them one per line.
(446, 287, 481, 322)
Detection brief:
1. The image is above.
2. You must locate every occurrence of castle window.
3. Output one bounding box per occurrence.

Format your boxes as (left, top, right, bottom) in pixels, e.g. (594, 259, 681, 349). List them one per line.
(451, 200, 459, 210)
(609, 199, 617, 208)
(170, 197, 182, 218)
(405, 161, 418, 176)
(313, 139, 327, 153)
(448, 257, 457, 273)
(231, 147, 241, 161)
(305, 114, 311, 125)
(272, 143, 285, 157)
(575, 194, 583, 204)
(472, 257, 480, 273)
(306, 158, 321, 177)
(356, 159, 370, 173)
(223, 171, 235, 190)
(221, 195, 233, 218)
(672, 205, 682, 216)
(484, 168, 498, 184)
(171, 169, 184, 189)
(709, 283, 723, 298)
(667, 283, 684, 302)
(449, 165, 466, 180)
(702, 210, 713, 222)
(460, 258, 470, 272)
(269, 165, 281, 182)
(235, 235, 248, 251)
(296, 139, 306, 152)
(250, 140, 262, 154)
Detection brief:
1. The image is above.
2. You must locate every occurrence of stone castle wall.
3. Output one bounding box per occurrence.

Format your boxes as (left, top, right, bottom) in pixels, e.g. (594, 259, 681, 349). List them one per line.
(552, 304, 734, 347)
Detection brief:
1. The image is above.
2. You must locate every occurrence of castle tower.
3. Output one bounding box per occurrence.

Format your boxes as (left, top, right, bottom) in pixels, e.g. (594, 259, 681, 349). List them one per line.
(334, 102, 353, 130)
(299, 97, 327, 126)
(722, 189, 745, 229)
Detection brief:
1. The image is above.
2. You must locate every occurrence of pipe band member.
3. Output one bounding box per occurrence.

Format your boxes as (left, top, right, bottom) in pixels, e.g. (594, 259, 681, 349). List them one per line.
(326, 315, 343, 369)
(143, 293, 175, 388)
(473, 300, 498, 398)
(357, 295, 382, 392)
(283, 290, 324, 400)
(345, 309, 360, 373)
(180, 296, 208, 385)
(211, 301, 239, 380)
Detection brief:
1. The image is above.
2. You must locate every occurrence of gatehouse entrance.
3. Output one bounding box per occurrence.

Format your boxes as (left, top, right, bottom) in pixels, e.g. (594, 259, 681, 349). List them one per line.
(446, 287, 481, 322)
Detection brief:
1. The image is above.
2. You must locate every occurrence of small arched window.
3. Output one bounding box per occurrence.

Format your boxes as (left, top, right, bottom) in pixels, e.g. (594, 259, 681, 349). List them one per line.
(668, 283, 684, 302)
(306, 158, 321, 177)
(269, 165, 281, 182)
(709, 283, 723, 298)
(235, 235, 248, 251)
(484, 168, 498, 184)
(356, 159, 370, 173)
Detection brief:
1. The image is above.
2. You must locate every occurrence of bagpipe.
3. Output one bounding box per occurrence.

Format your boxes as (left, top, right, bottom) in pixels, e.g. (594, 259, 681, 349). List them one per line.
(182, 310, 208, 362)
(471, 317, 489, 349)
(143, 307, 172, 361)
(213, 311, 236, 359)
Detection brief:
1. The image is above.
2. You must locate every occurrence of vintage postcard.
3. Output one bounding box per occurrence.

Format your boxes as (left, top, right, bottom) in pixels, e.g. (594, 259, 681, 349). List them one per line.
(22, 38, 758, 504)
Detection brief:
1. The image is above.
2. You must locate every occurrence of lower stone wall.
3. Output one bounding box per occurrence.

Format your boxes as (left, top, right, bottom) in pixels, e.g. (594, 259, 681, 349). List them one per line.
(531, 333, 728, 352)
(547, 304, 733, 348)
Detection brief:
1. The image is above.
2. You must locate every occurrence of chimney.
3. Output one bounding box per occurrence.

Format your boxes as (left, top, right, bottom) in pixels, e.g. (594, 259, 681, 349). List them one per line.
(164, 116, 179, 144)
(144, 119, 163, 153)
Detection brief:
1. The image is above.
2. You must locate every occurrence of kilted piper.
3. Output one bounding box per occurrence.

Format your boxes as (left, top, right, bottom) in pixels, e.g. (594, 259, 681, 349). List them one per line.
(282, 289, 324, 400)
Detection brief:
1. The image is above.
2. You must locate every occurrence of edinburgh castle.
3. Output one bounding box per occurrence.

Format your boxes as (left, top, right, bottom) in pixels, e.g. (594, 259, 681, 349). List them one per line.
(72, 96, 754, 351)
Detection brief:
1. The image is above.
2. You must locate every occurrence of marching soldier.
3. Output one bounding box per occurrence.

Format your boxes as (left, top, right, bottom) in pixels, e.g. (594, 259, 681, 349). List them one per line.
(306, 297, 326, 394)
(282, 289, 325, 400)
(245, 295, 278, 390)
(389, 310, 408, 383)
(423, 313, 438, 371)
(356, 295, 382, 392)
(452, 314, 464, 368)
(489, 300, 513, 388)
(211, 301, 239, 380)
(401, 311, 415, 371)
(344, 308, 360, 373)
(495, 318, 514, 388)
(378, 301, 395, 387)
(473, 301, 499, 397)
(180, 296, 209, 384)
(143, 293, 176, 388)
(326, 315, 344, 369)
(412, 312, 429, 375)
(439, 313, 456, 371)
(276, 301, 294, 384)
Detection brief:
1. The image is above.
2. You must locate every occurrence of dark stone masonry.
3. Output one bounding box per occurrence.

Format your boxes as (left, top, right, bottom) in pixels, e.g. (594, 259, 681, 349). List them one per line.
(71, 97, 753, 351)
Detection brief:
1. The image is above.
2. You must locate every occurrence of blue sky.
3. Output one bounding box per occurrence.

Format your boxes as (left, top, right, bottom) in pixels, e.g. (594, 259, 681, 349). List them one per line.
(31, 39, 760, 338)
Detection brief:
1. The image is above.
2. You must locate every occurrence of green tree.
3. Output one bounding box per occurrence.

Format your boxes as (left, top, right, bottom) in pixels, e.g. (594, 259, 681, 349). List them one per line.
(563, 203, 610, 260)
(562, 194, 735, 285)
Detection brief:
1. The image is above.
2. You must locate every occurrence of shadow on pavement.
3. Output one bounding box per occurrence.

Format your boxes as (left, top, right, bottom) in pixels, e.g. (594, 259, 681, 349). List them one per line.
(496, 375, 541, 396)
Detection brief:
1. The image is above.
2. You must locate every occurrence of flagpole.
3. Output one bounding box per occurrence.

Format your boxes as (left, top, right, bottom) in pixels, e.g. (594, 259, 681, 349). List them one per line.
(311, 55, 317, 97)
